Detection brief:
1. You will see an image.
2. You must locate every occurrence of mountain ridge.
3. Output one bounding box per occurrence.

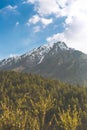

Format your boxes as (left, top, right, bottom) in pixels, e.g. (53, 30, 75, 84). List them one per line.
(0, 41, 74, 67)
(0, 41, 87, 85)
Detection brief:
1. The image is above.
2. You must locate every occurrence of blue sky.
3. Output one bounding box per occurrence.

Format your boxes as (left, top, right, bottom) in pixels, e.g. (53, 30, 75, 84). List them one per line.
(0, 0, 87, 59)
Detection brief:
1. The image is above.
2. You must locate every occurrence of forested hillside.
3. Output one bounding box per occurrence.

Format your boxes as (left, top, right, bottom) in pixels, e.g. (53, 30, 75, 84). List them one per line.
(0, 71, 87, 130)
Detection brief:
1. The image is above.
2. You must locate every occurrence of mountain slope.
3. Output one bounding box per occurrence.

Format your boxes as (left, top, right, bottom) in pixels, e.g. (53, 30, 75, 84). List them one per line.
(0, 41, 87, 85)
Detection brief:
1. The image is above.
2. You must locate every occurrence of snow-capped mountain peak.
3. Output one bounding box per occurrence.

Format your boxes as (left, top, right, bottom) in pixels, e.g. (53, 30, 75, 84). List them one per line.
(21, 41, 70, 64)
(23, 41, 69, 57)
(0, 42, 71, 67)
(42, 41, 69, 50)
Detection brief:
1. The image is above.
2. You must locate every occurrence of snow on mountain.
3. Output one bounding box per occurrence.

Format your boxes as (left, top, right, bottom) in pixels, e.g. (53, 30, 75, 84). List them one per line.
(0, 42, 70, 67)
(22, 41, 69, 57)
(20, 41, 70, 65)
(0, 56, 21, 67)
(37, 56, 44, 64)
(57, 42, 69, 50)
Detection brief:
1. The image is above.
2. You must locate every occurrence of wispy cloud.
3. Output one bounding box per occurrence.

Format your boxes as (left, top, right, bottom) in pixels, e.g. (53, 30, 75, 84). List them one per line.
(46, 0, 87, 53)
(1, 0, 84, 54)
(33, 26, 41, 33)
(46, 33, 67, 44)
(23, 0, 60, 16)
(0, 5, 18, 14)
(27, 15, 40, 25)
(41, 18, 53, 26)
(6, 5, 17, 10)
(26, 14, 53, 28)
(23, 0, 87, 53)
(16, 22, 19, 26)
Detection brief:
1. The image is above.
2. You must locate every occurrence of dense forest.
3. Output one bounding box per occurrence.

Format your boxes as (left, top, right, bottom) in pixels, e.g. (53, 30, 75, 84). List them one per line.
(0, 71, 87, 130)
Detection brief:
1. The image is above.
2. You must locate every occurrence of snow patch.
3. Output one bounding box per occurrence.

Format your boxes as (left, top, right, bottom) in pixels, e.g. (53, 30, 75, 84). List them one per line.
(58, 42, 69, 50)
(38, 56, 44, 64)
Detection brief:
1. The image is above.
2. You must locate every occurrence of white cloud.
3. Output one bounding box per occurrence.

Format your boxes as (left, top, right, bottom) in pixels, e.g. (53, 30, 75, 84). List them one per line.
(65, 16, 73, 25)
(41, 18, 53, 26)
(24, 0, 60, 16)
(27, 14, 53, 27)
(47, 33, 67, 44)
(24, 0, 87, 53)
(46, 17, 87, 53)
(23, 0, 36, 4)
(0, 5, 18, 14)
(46, 0, 87, 53)
(6, 5, 17, 10)
(16, 22, 19, 26)
(27, 15, 40, 25)
(23, 0, 73, 17)
(33, 26, 41, 32)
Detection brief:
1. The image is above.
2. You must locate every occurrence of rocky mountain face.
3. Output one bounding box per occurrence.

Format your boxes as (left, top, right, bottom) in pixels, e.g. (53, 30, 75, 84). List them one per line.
(0, 41, 87, 85)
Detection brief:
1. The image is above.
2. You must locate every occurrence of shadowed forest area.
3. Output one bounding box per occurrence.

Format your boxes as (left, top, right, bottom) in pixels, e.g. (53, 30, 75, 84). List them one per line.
(0, 71, 87, 130)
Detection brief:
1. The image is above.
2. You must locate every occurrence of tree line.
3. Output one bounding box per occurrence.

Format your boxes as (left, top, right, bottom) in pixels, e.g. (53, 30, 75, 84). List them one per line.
(0, 71, 87, 130)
